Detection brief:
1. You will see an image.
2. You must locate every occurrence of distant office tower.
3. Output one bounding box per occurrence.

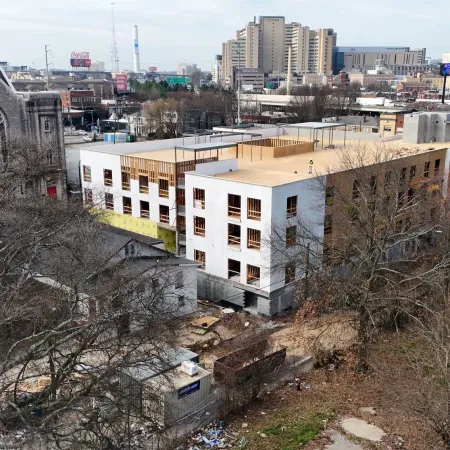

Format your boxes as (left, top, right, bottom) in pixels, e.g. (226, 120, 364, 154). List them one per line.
(219, 16, 337, 86)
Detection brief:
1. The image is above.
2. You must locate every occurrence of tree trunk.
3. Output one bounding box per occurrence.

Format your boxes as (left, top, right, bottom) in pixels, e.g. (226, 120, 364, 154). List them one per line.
(356, 307, 370, 373)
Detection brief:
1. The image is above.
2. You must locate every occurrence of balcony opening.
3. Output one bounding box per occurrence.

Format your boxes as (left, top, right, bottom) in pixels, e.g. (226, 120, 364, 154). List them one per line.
(105, 193, 114, 210)
(122, 172, 131, 190)
(228, 259, 241, 281)
(194, 249, 206, 268)
(247, 228, 261, 250)
(247, 264, 260, 287)
(178, 215, 186, 228)
(194, 216, 205, 236)
(140, 200, 150, 219)
(247, 198, 261, 220)
(194, 188, 206, 209)
(83, 165, 91, 182)
(228, 223, 241, 248)
(104, 169, 113, 186)
(228, 194, 241, 219)
(159, 205, 170, 224)
(159, 178, 169, 198)
(123, 196, 132, 215)
(325, 187, 334, 206)
(139, 175, 149, 194)
(286, 195, 297, 217)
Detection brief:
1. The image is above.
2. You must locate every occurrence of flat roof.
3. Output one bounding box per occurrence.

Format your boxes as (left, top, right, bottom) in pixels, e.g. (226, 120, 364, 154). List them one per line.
(147, 365, 210, 391)
(208, 139, 450, 187)
(127, 148, 235, 163)
(175, 141, 239, 152)
(282, 122, 346, 130)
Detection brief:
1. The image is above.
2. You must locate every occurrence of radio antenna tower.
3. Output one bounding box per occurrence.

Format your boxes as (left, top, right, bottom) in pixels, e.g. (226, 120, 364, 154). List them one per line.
(110, 2, 119, 72)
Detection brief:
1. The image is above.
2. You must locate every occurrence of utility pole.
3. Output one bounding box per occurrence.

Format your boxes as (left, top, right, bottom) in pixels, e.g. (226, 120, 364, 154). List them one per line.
(45, 45, 51, 91)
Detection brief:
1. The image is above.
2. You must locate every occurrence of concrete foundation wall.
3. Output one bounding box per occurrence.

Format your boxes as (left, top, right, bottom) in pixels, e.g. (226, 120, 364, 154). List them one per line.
(197, 271, 245, 307)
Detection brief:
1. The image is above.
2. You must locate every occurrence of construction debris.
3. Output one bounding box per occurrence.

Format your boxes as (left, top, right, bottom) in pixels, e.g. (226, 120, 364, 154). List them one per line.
(187, 420, 235, 449)
(191, 316, 220, 330)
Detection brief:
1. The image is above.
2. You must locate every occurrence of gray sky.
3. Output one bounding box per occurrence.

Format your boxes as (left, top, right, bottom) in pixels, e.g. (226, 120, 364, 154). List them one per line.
(1, 0, 448, 71)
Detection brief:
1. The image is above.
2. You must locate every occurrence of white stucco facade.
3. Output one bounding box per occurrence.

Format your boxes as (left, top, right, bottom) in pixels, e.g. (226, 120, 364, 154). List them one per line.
(185, 159, 326, 315)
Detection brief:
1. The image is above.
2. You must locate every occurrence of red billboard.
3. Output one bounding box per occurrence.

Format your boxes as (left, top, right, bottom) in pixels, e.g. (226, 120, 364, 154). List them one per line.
(70, 51, 91, 68)
(115, 74, 128, 92)
(148, 66, 158, 72)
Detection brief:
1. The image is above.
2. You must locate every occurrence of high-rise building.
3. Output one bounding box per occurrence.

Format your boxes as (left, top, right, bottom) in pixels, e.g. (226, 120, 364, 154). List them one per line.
(219, 16, 337, 86)
(333, 47, 427, 73)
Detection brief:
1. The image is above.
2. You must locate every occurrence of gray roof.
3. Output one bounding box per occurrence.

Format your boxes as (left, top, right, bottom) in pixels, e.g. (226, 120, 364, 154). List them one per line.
(123, 347, 199, 381)
(103, 225, 163, 247)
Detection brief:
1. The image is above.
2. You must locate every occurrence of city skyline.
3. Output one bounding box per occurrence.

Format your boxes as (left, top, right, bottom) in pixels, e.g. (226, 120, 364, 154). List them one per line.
(0, 0, 448, 71)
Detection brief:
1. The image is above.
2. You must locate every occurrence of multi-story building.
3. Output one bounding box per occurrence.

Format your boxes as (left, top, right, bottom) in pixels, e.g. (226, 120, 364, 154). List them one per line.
(79, 123, 450, 316)
(403, 112, 450, 144)
(212, 55, 223, 85)
(177, 63, 198, 76)
(219, 16, 338, 85)
(232, 68, 265, 91)
(333, 47, 427, 74)
(183, 138, 449, 315)
(0, 68, 66, 199)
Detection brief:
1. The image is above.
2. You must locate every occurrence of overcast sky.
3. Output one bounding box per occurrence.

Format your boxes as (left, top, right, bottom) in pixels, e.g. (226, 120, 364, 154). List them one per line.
(1, 0, 448, 71)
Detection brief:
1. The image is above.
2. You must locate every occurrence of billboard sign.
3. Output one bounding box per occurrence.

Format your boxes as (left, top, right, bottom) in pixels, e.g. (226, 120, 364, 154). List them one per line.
(167, 76, 192, 85)
(70, 52, 91, 68)
(440, 63, 450, 76)
(115, 74, 128, 92)
(148, 66, 158, 72)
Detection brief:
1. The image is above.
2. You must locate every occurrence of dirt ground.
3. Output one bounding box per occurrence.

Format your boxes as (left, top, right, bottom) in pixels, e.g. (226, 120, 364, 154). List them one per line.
(222, 330, 442, 450)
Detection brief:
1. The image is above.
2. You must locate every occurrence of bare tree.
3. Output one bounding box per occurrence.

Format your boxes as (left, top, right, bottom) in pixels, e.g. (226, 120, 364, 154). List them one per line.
(0, 180, 189, 447)
(269, 143, 445, 372)
(143, 98, 183, 139)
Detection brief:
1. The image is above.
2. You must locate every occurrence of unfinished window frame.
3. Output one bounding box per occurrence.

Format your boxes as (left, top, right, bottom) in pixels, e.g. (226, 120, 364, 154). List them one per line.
(247, 264, 261, 286)
(105, 192, 114, 210)
(103, 169, 113, 187)
(228, 194, 241, 219)
(286, 225, 296, 247)
(194, 249, 206, 268)
(83, 165, 91, 182)
(285, 262, 296, 284)
(435, 159, 441, 175)
(84, 188, 93, 205)
(424, 161, 430, 178)
(139, 175, 149, 194)
(121, 171, 131, 191)
(194, 216, 206, 236)
(286, 195, 298, 218)
(159, 178, 169, 198)
(123, 196, 132, 215)
(228, 258, 241, 280)
(159, 205, 170, 224)
(325, 187, 334, 206)
(228, 223, 241, 247)
(193, 188, 206, 209)
(247, 198, 262, 221)
(247, 228, 261, 250)
(140, 200, 150, 219)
